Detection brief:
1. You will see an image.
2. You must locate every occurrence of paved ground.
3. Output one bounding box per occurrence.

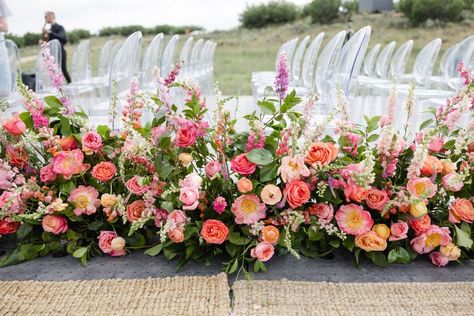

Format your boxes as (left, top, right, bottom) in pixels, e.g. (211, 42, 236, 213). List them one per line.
(1, 250, 473, 283)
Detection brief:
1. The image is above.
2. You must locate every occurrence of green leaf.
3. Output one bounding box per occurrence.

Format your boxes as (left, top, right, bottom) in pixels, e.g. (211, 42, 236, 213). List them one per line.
(19, 112, 34, 129)
(16, 223, 33, 239)
(259, 162, 278, 182)
(308, 229, 324, 241)
(60, 117, 72, 135)
(44, 95, 63, 108)
(59, 181, 75, 194)
(96, 125, 111, 139)
(228, 259, 239, 274)
(419, 119, 433, 130)
(161, 201, 174, 212)
(159, 136, 171, 148)
(246, 148, 273, 165)
(72, 247, 88, 258)
(367, 134, 379, 143)
(343, 236, 354, 251)
(257, 101, 276, 115)
(87, 222, 103, 231)
(365, 251, 388, 267)
(144, 244, 163, 257)
(454, 225, 473, 249)
(126, 232, 146, 248)
(228, 231, 250, 245)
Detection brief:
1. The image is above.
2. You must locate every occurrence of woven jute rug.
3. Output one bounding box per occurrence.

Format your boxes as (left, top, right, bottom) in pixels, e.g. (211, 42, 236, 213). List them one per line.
(0, 273, 230, 315)
(231, 280, 474, 316)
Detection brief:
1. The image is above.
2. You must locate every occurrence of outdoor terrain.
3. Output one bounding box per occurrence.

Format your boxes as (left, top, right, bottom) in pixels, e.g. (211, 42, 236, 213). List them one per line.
(19, 13, 474, 95)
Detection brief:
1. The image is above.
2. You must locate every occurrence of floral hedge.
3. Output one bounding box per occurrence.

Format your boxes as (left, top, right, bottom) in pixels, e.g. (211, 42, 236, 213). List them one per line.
(0, 49, 473, 274)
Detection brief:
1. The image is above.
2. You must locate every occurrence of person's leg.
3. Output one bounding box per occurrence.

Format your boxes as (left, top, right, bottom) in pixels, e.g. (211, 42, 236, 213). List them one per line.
(61, 48, 71, 83)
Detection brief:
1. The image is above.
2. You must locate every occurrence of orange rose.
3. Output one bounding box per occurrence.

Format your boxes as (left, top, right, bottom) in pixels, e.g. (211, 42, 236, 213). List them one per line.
(408, 214, 431, 235)
(347, 186, 368, 203)
(449, 198, 474, 224)
(126, 200, 145, 222)
(420, 155, 442, 177)
(355, 230, 387, 252)
(283, 180, 310, 209)
(200, 219, 229, 244)
(92, 161, 117, 182)
(261, 225, 279, 245)
(305, 142, 338, 166)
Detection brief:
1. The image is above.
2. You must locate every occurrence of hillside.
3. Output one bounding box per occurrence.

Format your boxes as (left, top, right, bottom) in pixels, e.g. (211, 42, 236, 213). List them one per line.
(19, 13, 474, 95)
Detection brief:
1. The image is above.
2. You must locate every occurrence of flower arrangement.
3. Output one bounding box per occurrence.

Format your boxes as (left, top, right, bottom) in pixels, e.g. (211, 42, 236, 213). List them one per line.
(0, 51, 473, 275)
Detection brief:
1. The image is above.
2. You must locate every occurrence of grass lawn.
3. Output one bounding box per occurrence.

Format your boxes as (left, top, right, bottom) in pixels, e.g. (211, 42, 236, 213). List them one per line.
(19, 13, 474, 95)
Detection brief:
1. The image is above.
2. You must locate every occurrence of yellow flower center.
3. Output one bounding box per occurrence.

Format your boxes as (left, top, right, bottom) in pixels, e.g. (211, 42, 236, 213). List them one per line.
(414, 182, 426, 195)
(425, 233, 441, 248)
(346, 210, 362, 230)
(75, 195, 89, 209)
(241, 199, 257, 214)
(288, 161, 299, 171)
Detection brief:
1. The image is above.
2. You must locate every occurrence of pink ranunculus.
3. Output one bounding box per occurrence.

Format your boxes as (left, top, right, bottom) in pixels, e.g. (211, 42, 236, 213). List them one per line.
(42, 215, 68, 235)
(181, 173, 203, 189)
(428, 137, 444, 153)
(169, 227, 185, 243)
(335, 204, 374, 236)
(52, 149, 87, 180)
(365, 187, 389, 211)
(278, 154, 310, 183)
(168, 210, 187, 225)
(82, 131, 103, 154)
(231, 194, 266, 225)
(250, 241, 274, 262)
(205, 161, 222, 179)
(68, 185, 100, 216)
(212, 196, 227, 214)
(429, 251, 449, 267)
(2, 116, 26, 136)
(126, 176, 149, 195)
(98, 231, 125, 256)
(231, 153, 256, 176)
(179, 186, 200, 210)
(151, 126, 167, 145)
(40, 163, 57, 183)
(442, 173, 464, 192)
(310, 203, 334, 224)
(406, 177, 437, 198)
(388, 220, 409, 241)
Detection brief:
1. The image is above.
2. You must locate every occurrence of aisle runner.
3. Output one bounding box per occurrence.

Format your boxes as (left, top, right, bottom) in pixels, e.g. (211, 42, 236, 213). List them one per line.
(0, 273, 230, 315)
(232, 280, 474, 316)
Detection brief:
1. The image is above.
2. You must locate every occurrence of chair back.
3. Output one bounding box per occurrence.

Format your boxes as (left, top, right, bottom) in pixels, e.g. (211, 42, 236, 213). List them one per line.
(375, 41, 396, 78)
(389, 40, 413, 78)
(161, 35, 179, 76)
(71, 40, 91, 83)
(35, 39, 62, 94)
(362, 43, 380, 76)
(141, 33, 164, 86)
(291, 35, 310, 84)
(98, 40, 114, 77)
(301, 32, 324, 89)
(412, 38, 442, 86)
(4, 39, 20, 94)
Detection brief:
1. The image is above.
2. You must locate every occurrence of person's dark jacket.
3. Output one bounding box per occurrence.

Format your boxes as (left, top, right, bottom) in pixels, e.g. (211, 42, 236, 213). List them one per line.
(48, 23, 68, 46)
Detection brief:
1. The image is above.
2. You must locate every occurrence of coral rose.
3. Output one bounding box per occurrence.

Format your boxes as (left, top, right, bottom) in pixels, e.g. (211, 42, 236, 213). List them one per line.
(175, 124, 197, 147)
(250, 241, 274, 262)
(343, 185, 367, 203)
(126, 176, 149, 195)
(82, 131, 103, 154)
(309, 203, 334, 224)
(201, 219, 229, 244)
(231, 153, 256, 176)
(0, 218, 21, 235)
(335, 204, 374, 236)
(126, 200, 145, 222)
(237, 177, 253, 193)
(389, 220, 408, 241)
(283, 180, 310, 209)
(92, 161, 116, 182)
(98, 231, 125, 256)
(305, 142, 338, 166)
(52, 149, 86, 180)
(260, 184, 282, 205)
(449, 198, 474, 224)
(355, 230, 387, 252)
(169, 228, 184, 243)
(261, 225, 279, 245)
(2, 116, 26, 136)
(365, 187, 389, 211)
(420, 155, 442, 177)
(231, 194, 266, 225)
(408, 214, 431, 235)
(42, 215, 68, 235)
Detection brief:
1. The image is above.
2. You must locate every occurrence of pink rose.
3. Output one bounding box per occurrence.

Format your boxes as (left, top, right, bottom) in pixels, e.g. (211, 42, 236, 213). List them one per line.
(442, 173, 464, 192)
(2, 116, 26, 136)
(175, 123, 197, 148)
(151, 126, 166, 145)
(169, 227, 184, 243)
(429, 251, 449, 267)
(42, 215, 68, 235)
(181, 173, 203, 189)
(126, 176, 149, 195)
(389, 220, 408, 241)
(309, 203, 334, 224)
(82, 131, 103, 154)
(231, 153, 256, 176)
(365, 187, 389, 211)
(40, 163, 57, 183)
(98, 231, 125, 256)
(0, 218, 21, 235)
(52, 149, 87, 180)
(179, 186, 199, 210)
(168, 210, 187, 225)
(205, 161, 222, 179)
(428, 137, 444, 152)
(250, 242, 274, 262)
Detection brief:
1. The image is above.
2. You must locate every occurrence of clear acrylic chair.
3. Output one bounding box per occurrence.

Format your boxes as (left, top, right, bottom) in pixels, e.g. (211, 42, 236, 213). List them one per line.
(300, 32, 325, 91)
(3, 39, 22, 115)
(362, 43, 381, 76)
(178, 36, 194, 77)
(35, 39, 62, 96)
(291, 35, 310, 85)
(88, 31, 143, 128)
(389, 40, 414, 78)
(161, 35, 179, 77)
(141, 33, 164, 91)
(375, 41, 396, 78)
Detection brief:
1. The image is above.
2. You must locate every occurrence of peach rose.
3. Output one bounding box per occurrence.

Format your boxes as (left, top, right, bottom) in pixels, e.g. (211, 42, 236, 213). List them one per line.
(126, 200, 145, 222)
(92, 161, 116, 182)
(237, 177, 253, 193)
(178, 153, 193, 167)
(260, 184, 282, 205)
(372, 224, 390, 239)
(355, 230, 387, 252)
(59, 135, 78, 151)
(261, 225, 279, 245)
(440, 243, 461, 261)
(3, 116, 26, 136)
(365, 187, 389, 211)
(169, 228, 184, 243)
(42, 215, 68, 235)
(449, 198, 474, 224)
(250, 241, 274, 262)
(283, 180, 310, 209)
(389, 220, 408, 241)
(408, 214, 431, 235)
(101, 194, 118, 208)
(420, 155, 442, 177)
(442, 160, 456, 175)
(200, 219, 229, 244)
(231, 153, 256, 176)
(305, 142, 338, 166)
(406, 177, 437, 199)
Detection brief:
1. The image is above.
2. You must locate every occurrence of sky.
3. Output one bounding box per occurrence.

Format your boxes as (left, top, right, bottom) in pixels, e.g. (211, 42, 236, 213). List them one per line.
(6, 0, 312, 35)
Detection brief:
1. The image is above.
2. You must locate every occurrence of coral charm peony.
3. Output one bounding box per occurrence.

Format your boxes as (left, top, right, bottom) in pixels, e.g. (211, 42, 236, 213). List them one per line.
(335, 204, 374, 236)
(231, 194, 266, 225)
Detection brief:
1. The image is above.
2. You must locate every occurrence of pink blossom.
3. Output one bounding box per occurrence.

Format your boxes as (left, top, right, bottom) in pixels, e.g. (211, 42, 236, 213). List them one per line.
(231, 194, 266, 225)
(168, 210, 187, 226)
(205, 161, 222, 179)
(40, 163, 57, 183)
(278, 155, 310, 183)
(68, 185, 100, 216)
(82, 131, 103, 154)
(179, 186, 199, 210)
(52, 149, 87, 180)
(151, 126, 167, 145)
(274, 52, 289, 102)
(388, 220, 409, 241)
(126, 176, 149, 195)
(213, 196, 227, 214)
(429, 137, 444, 152)
(442, 173, 464, 192)
(98, 231, 125, 257)
(250, 241, 274, 262)
(335, 204, 373, 236)
(429, 251, 449, 267)
(181, 173, 203, 189)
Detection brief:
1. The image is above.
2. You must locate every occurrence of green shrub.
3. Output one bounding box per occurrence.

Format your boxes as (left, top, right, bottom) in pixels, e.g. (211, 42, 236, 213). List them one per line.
(307, 0, 341, 24)
(240, 1, 300, 29)
(398, 0, 465, 25)
(342, 0, 358, 16)
(5, 34, 25, 48)
(23, 32, 42, 46)
(68, 29, 92, 44)
(99, 25, 203, 37)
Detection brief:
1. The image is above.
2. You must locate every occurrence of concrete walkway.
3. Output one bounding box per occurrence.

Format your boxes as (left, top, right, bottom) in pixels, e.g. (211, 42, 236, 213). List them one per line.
(1, 250, 473, 283)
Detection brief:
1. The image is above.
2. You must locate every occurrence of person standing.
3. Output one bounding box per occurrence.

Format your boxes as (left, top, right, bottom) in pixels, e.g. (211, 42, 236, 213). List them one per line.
(42, 11, 71, 83)
(0, 0, 12, 98)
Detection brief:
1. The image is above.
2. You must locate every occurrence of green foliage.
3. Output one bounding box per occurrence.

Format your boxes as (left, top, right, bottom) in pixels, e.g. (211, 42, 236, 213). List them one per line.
(240, 1, 300, 29)
(307, 0, 341, 24)
(398, 0, 466, 25)
(68, 29, 92, 44)
(98, 25, 202, 37)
